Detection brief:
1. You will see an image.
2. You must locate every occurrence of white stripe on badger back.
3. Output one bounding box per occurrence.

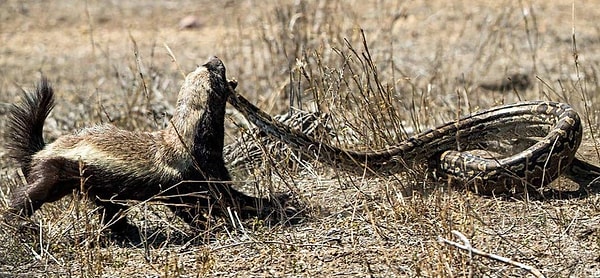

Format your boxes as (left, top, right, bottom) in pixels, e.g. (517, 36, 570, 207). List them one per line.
(33, 125, 190, 180)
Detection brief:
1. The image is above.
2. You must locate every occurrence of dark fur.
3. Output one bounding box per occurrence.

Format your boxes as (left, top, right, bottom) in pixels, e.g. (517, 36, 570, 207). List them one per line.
(5, 79, 55, 177)
(4, 57, 280, 232)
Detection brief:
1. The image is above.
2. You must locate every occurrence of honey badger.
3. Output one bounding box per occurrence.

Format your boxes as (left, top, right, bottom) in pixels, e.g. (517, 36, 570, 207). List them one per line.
(3, 56, 283, 232)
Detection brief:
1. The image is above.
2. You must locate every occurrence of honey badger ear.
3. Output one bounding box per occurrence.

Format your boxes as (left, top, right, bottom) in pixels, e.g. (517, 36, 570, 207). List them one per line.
(228, 80, 238, 89)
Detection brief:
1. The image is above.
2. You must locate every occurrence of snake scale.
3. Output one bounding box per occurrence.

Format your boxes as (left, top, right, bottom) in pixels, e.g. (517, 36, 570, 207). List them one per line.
(226, 85, 599, 194)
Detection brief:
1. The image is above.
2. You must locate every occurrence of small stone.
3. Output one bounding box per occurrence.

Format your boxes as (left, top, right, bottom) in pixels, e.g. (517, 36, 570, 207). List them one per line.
(178, 15, 202, 30)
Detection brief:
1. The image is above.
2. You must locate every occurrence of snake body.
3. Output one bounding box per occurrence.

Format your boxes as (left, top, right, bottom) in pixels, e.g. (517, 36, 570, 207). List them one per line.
(225, 109, 334, 176)
(227, 89, 589, 193)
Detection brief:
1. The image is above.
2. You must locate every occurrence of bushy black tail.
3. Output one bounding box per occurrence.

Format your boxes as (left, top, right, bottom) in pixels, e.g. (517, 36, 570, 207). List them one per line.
(5, 78, 55, 176)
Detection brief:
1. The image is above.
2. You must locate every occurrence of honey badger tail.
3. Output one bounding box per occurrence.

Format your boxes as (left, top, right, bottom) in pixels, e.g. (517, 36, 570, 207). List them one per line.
(5, 78, 55, 176)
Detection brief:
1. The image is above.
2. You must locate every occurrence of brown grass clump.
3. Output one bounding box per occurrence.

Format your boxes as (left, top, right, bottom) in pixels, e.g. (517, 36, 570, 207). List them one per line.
(2, 0, 600, 276)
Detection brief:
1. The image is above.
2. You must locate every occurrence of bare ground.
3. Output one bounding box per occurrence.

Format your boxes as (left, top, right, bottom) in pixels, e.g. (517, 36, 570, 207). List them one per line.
(1, 0, 600, 277)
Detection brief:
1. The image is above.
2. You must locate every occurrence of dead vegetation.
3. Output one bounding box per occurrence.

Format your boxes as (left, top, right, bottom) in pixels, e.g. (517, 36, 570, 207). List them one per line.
(1, 0, 600, 276)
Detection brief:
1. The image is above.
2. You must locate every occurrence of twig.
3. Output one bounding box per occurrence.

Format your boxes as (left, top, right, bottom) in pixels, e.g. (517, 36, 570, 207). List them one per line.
(163, 43, 186, 79)
(227, 206, 246, 235)
(211, 239, 334, 252)
(438, 230, 545, 278)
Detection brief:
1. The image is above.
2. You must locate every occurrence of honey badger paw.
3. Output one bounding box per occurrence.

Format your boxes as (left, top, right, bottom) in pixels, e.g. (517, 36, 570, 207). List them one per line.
(267, 192, 304, 225)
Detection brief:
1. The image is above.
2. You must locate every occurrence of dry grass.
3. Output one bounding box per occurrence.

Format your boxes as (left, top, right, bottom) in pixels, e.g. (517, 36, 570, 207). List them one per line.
(1, 0, 600, 276)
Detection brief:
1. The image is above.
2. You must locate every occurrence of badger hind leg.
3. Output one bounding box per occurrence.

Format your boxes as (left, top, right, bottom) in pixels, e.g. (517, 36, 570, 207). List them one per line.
(4, 156, 137, 234)
(5, 157, 78, 221)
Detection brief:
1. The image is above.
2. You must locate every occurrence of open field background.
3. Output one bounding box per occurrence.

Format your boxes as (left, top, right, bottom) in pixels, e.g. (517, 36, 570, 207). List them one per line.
(2, 0, 600, 276)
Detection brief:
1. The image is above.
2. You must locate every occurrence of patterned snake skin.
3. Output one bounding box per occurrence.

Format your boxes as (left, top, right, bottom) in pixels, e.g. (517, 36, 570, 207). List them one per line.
(226, 85, 600, 194)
